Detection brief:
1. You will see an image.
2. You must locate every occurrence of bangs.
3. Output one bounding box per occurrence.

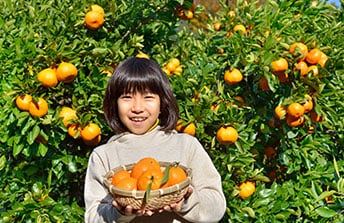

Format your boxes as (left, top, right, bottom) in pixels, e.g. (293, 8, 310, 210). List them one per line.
(115, 59, 162, 95)
(120, 74, 161, 95)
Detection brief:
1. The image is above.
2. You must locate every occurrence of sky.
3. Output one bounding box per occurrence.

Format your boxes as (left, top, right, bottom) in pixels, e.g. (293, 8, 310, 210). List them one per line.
(327, 0, 342, 7)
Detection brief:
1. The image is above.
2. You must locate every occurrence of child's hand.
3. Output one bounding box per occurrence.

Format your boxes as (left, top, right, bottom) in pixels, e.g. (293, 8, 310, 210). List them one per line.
(160, 186, 193, 213)
(112, 187, 193, 216)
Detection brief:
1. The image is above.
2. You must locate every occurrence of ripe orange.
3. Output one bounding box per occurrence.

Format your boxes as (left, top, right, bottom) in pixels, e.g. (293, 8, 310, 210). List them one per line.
(115, 177, 137, 190)
(310, 111, 324, 122)
(176, 120, 196, 136)
(136, 52, 150, 59)
(274, 105, 287, 120)
(131, 157, 161, 179)
(287, 102, 305, 118)
(112, 170, 131, 186)
(259, 76, 270, 91)
(83, 134, 101, 146)
(68, 124, 81, 138)
(216, 126, 239, 145)
(16, 94, 32, 111)
(271, 58, 288, 72)
(85, 10, 104, 30)
(81, 122, 101, 141)
(213, 21, 222, 31)
(318, 52, 328, 68)
(286, 114, 305, 127)
(90, 4, 104, 15)
(289, 42, 308, 61)
(58, 106, 78, 127)
(224, 68, 243, 84)
(56, 62, 78, 83)
(307, 65, 319, 76)
(174, 66, 183, 75)
(295, 61, 308, 76)
(233, 24, 246, 35)
(137, 169, 163, 190)
(306, 48, 322, 64)
(161, 164, 187, 188)
(29, 98, 48, 118)
(238, 181, 255, 199)
(302, 96, 313, 113)
(166, 58, 180, 72)
(37, 68, 58, 87)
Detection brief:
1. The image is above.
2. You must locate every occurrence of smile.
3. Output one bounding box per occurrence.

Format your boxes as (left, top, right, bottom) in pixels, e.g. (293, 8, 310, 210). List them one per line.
(130, 117, 147, 122)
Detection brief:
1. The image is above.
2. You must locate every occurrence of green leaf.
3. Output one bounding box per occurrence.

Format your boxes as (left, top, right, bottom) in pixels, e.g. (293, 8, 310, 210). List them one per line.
(315, 207, 337, 218)
(145, 182, 152, 204)
(161, 165, 170, 186)
(0, 155, 6, 170)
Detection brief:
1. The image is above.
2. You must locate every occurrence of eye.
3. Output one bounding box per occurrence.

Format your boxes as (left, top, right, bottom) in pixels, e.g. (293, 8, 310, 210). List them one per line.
(144, 93, 157, 99)
(119, 94, 132, 100)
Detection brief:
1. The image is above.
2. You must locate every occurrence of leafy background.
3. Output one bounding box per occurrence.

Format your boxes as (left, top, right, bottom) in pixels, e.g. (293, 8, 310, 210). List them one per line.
(0, 0, 343, 222)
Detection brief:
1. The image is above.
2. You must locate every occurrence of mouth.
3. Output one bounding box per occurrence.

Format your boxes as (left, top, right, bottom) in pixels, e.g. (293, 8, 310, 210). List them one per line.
(129, 117, 147, 122)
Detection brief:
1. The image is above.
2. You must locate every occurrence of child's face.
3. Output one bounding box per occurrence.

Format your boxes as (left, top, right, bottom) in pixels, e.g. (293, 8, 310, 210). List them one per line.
(117, 91, 161, 134)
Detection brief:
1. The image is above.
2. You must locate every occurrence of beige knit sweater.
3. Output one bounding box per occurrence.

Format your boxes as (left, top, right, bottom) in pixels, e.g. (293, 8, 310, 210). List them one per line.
(84, 127, 226, 223)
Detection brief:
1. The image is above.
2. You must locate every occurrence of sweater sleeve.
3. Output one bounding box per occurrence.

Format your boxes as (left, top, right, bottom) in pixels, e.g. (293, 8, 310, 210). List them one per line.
(177, 137, 226, 222)
(84, 150, 135, 223)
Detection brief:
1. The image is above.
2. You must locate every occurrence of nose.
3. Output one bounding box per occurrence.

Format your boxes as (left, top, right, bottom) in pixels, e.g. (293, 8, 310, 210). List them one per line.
(131, 96, 144, 113)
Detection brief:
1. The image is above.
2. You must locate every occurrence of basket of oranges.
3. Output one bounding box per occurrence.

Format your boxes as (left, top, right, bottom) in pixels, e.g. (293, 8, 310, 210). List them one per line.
(103, 157, 192, 211)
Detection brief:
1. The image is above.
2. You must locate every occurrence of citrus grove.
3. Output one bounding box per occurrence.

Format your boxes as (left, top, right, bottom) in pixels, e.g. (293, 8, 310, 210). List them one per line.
(0, 0, 343, 222)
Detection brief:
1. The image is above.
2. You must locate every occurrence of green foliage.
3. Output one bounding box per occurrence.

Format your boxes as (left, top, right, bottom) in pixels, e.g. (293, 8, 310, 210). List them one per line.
(0, 0, 343, 222)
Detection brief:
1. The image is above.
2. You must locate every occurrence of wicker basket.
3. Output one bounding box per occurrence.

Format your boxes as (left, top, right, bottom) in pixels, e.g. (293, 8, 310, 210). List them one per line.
(103, 162, 192, 211)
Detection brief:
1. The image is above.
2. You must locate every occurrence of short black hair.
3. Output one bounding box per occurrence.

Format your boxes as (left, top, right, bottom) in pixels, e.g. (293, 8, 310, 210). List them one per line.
(103, 57, 179, 133)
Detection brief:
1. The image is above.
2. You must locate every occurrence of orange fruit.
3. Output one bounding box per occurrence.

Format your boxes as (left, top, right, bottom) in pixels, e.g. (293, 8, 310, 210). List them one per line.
(295, 61, 308, 76)
(16, 94, 32, 111)
(307, 65, 319, 76)
(161, 164, 187, 188)
(58, 106, 78, 127)
(238, 181, 255, 199)
(289, 42, 308, 61)
(275, 72, 288, 83)
(224, 68, 243, 84)
(166, 58, 180, 72)
(68, 124, 81, 138)
(137, 169, 163, 190)
(259, 76, 270, 91)
(29, 98, 48, 118)
(286, 114, 305, 127)
(176, 120, 196, 136)
(56, 62, 78, 83)
(287, 102, 305, 118)
(302, 96, 313, 113)
(318, 52, 328, 68)
(81, 122, 101, 141)
(85, 10, 104, 30)
(182, 122, 196, 136)
(115, 177, 137, 190)
(213, 21, 222, 31)
(112, 170, 131, 186)
(233, 24, 246, 34)
(306, 48, 322, 64)
(90, 4, 104, 15)
(228, 10, 236, 17)
(83, 134, 101, 146)
(310, 111, 324, 122)
(271, 58, 288, 72)
(216, 126, 239, 145)
(136, 52, 150, 59)
(274, 105, 287, 120)
(37, 68, 58, 87)
(174, 66, 183, 75)
(131, 157, 161, 179)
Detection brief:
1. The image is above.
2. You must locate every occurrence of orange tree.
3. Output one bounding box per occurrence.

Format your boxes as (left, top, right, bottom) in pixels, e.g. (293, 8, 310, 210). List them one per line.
(0, 0, 344, 222)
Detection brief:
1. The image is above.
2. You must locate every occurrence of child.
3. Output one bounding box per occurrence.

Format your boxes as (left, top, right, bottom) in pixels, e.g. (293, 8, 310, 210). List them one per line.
(84, 57, 226, 222)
